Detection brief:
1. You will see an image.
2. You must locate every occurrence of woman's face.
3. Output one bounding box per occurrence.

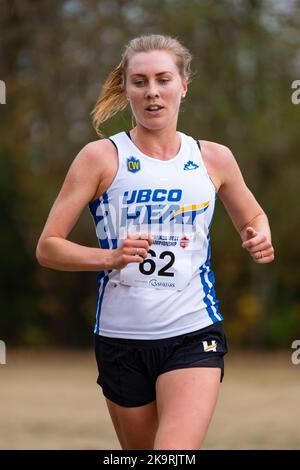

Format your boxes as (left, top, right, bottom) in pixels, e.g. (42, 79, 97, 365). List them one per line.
(125, 50, 187, 131)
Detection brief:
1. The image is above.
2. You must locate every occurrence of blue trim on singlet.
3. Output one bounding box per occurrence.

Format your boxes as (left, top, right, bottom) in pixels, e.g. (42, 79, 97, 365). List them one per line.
(89, 192, 118, 249)
(104, 191, 118, 249)
(199, 236, 223, 322)
(198, 190, 223, 323)
(88, 191, 118, 333)
(94, 272, 109, 334)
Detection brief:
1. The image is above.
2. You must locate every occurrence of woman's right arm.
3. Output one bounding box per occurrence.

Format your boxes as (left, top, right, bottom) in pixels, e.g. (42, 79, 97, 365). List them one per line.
(35, 141, 113, 271)
(36, 140, 152, 271)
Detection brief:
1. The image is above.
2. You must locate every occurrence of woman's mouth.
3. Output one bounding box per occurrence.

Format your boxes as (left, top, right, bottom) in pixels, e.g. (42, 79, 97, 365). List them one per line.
(145, 105, 164, 115)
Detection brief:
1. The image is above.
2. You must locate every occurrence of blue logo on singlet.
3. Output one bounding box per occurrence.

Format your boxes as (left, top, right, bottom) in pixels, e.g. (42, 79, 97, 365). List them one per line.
(127, 156, 141, 173)
(184, 160, 199, 171)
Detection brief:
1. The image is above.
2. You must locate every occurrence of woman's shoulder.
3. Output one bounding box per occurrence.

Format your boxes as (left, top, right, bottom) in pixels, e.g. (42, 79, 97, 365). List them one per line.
(76, 137, 117, 169)
(68, 138, 118, 191)
(82, 137, 116, 157)
(197, 140, 237, 192)
(199, 139, 232, 159)
(199, 139, 236, 172)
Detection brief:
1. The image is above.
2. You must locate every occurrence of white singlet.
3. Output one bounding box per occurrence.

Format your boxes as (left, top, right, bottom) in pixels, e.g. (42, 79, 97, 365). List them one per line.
(88, 130, 223, 339)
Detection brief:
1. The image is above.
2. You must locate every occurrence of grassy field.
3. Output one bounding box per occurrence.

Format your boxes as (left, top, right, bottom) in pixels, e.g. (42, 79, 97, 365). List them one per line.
(0, 348, 299, 450)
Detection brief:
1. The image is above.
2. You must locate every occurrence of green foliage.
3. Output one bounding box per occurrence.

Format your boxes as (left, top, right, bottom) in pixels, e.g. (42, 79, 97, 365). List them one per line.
(265, 302, 300, 347)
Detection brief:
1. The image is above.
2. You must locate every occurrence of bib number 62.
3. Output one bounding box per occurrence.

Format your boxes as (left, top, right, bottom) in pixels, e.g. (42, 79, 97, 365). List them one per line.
(139, 249, 175, 277)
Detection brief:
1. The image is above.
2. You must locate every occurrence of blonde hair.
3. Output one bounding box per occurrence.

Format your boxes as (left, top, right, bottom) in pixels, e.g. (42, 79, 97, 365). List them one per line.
(91, 34, 193, 137)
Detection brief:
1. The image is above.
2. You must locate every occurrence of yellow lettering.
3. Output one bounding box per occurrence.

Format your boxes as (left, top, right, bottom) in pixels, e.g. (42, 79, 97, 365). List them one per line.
(128, 161, 139, 170)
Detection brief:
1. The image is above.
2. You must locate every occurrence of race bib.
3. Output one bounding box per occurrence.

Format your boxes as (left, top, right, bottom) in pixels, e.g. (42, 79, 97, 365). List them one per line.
(119, 231, 203, 290)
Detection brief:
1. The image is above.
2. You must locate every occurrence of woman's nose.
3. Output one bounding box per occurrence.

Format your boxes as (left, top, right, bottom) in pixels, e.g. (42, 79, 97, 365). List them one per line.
(146, 84, 159, 99)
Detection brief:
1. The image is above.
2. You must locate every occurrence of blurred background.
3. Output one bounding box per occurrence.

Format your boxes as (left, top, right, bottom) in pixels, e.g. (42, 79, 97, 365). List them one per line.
(0, 0, 299, 449)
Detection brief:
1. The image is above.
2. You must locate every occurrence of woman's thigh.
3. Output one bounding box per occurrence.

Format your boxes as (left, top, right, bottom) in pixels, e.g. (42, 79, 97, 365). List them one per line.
(154, 367, 221, 450)
(105, 397, 158, 450)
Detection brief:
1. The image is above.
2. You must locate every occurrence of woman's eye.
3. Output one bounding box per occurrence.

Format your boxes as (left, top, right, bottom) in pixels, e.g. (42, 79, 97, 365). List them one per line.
(134, 81, 145, 86)
(159, 79, 169, 84)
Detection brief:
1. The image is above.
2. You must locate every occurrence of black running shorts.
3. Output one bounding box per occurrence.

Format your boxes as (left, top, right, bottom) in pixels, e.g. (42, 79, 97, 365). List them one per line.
(94, 321, 228, 408)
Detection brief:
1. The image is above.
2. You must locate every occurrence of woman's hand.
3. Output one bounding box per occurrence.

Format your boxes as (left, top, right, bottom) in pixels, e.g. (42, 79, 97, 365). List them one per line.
(242, 227, 275, 264)
(111, 232, 153, 270)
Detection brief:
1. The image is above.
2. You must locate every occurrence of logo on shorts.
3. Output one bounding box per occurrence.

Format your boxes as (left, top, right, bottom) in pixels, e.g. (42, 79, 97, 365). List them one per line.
(202, 340, 217, 352)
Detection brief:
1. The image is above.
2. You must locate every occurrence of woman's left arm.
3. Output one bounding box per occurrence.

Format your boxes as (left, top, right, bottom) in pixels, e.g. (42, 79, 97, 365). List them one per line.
(202, 141, 275, 264)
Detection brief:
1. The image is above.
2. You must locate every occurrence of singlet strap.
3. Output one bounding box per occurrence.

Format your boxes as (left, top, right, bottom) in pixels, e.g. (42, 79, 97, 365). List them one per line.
(108, 137, 118, 150)
(194, 138, 217, 194)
